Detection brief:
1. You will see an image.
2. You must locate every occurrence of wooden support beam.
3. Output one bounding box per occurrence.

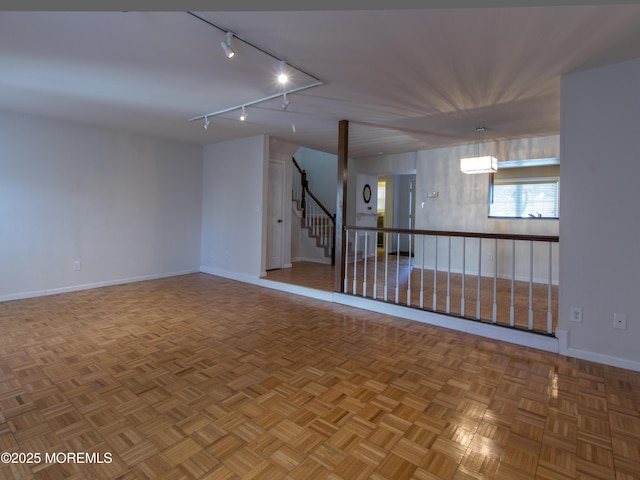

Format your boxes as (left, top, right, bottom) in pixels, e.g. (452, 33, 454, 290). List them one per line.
(335, 120, 349, 292)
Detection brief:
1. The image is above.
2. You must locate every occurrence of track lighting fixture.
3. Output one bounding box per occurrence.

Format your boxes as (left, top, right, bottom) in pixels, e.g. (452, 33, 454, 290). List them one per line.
(277, 60, 288, 85)
(186, 13, 324, 128)
(220, 31, 235, 59)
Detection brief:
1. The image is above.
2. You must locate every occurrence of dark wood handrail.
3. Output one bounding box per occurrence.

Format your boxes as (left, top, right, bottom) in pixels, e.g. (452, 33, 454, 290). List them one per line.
(307, 189, 336, 224)
(292, 157, 304, 175)
(292, 156, 336, 224)
(344, 225, 558, 243)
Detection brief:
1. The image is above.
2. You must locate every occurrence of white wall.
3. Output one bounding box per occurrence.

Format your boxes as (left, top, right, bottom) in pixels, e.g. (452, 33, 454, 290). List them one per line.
(414, 136, 559, 235)
(413, 139, 560, 282)
(350, 140, 559, 282)
(393, 174, 415, 253)
(349, 151, 417, 227)
(559, 57, 640, 369)
(200, 135, 268, 279)
(0, 111, 203, 300)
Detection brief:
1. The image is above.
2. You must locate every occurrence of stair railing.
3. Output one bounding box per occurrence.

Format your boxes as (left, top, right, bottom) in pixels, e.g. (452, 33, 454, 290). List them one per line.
(342, 225, 559, 335)
(292, 157, 336, 265)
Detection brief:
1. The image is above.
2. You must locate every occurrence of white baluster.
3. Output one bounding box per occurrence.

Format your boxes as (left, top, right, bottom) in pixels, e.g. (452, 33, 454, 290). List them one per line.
(363, 232, 368, 297)
(547, 242, 553, 334)
(353, 231, 358, 294)
(395, 233, 400, 304)
(384, 232, 389, 302)
(446, 236, 451, 313)
(313, 205, 318, 237)
(528, 240, 534, 331)
(433, 236, 438, 310)
(476, 238, 482, 320)
(493, 238, 498, 324)
(461, 237, 466, 317)
(343, 229, 350, 293)
(407, 233, 412, 306)
(373, 230, 378, 300)
(510, 240, 515, 327)
(420, 235, 425, 309)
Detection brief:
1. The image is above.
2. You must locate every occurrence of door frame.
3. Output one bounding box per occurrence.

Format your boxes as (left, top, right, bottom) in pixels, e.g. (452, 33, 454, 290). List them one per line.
(266, 159, 286, 271)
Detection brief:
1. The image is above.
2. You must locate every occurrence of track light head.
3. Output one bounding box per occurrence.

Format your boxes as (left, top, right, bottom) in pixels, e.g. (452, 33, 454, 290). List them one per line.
(278, 60, 288, 85)
(281, 92, 290, 111)
(221, 31, 235, 59)
(240, 106, 247, 121)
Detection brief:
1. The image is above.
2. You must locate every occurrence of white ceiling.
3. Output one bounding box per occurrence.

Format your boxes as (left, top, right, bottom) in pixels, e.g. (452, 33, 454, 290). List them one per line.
(2, 5, 640, 158)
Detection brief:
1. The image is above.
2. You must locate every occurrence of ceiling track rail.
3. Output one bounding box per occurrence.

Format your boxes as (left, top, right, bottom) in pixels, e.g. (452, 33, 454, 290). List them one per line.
(186, 11, 325, 124)
(186, 12, 322, 84)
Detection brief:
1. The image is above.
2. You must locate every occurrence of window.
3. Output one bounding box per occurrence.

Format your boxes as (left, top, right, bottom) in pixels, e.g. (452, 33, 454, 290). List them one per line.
(489, 161, 559, 219)
(377, 181, 386, 214)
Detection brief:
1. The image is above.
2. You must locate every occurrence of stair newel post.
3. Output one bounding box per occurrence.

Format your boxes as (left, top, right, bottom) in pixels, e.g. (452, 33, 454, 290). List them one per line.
(301, 170, 307, 219)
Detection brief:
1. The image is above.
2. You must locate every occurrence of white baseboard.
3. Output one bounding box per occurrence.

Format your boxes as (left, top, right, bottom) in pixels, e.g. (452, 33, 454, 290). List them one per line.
(200, 266, 334, 302)
(563, 347, 640, 372)
(294, 257, 331, 265)
(333, 293, 560, 354)
(0, 269, 200, 303)
(414, 265, 559, 286)
(199, 266, 259, 285)
(556, 329, 640, 372)
(258, 279, 334, 302)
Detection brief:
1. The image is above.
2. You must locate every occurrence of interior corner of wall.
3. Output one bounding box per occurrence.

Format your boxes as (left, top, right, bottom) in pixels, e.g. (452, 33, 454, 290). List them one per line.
(555, 329, 569, 354)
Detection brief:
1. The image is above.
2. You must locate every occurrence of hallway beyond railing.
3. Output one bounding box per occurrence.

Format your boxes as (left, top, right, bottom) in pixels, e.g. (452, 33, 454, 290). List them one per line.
(343, 226, 559, 335)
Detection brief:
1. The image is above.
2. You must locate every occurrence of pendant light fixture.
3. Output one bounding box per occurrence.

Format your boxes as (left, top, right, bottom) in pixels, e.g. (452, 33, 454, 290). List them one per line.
(460, 126, 498, 174)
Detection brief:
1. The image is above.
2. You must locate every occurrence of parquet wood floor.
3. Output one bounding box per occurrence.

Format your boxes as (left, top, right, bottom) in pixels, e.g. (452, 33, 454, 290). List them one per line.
(0, 273, 638, 479)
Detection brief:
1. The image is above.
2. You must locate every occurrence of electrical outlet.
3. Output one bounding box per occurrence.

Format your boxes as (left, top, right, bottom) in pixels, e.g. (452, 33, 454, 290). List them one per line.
(487, 252, 494, 261)
(614, 313, 627, 330)
(570, 306, 582, 323)
(72, 260, 81, 271)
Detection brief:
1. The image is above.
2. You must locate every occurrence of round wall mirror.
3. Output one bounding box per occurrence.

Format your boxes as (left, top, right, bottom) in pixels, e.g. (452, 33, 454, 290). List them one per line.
(363, 184, 372, 203)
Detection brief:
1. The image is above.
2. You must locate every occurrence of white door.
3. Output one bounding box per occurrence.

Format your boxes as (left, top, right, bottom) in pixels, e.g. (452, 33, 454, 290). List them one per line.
(266, 161, 284, 270)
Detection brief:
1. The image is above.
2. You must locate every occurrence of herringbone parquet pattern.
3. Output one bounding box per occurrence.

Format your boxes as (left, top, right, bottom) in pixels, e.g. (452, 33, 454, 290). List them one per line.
(0, 273, 638, 479)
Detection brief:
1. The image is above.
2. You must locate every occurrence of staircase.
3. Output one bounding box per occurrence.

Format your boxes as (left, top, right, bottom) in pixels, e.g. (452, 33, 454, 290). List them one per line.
(292, 157, 336, 265)
(292, 199, 334, 260)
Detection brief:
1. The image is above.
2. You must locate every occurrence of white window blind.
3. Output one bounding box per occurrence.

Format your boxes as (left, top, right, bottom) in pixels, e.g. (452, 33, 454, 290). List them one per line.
(489, 164, 559, 218)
